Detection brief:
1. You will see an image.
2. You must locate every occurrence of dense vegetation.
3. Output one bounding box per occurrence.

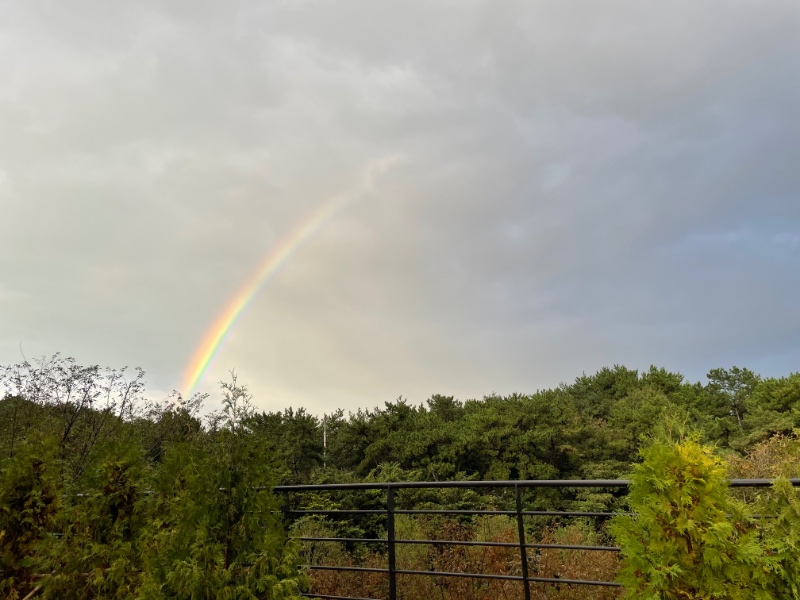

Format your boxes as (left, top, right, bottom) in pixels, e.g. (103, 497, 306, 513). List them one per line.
(256, 363, 799, 486)
(0, 359, 305, 599)
(612, 432, 800, 599)
(1, 355, 799, 598)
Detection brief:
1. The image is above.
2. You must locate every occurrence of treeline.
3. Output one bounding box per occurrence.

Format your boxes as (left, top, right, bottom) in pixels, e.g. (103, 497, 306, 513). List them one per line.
(2, 356, 800, 598)
(255, 364, 800, 485)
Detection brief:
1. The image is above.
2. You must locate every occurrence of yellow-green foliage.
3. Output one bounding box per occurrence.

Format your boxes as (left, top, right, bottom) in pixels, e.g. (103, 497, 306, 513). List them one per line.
(757, 477, 800, 599)
(733, 433, 800, 597)
(611, 437, 766, 600)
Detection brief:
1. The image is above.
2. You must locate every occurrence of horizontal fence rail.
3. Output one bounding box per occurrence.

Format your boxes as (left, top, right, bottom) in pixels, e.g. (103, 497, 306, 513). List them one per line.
(276, 478, 800, 600)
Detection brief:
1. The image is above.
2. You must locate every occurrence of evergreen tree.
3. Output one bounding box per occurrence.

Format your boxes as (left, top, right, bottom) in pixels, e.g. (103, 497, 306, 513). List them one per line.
(611, 434, 766, 599)
(0, 437, 60, 600)
(139, 375, 306, 599)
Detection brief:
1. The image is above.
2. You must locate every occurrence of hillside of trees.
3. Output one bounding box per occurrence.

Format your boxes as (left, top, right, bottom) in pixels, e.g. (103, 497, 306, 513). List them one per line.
(1, 355, 799, 598)
(251, 362, 799, 485)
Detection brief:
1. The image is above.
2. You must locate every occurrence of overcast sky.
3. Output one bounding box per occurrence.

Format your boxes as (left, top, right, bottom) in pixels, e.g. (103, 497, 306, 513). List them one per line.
(1, 0, 798, 414)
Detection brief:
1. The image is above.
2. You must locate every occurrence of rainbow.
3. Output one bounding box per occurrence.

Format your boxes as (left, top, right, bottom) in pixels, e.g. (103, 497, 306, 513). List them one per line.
(181, 193, 353, 397)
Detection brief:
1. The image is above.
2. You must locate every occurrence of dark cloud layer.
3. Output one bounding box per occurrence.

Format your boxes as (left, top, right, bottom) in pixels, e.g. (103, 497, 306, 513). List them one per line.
(1, 1, 798, 413)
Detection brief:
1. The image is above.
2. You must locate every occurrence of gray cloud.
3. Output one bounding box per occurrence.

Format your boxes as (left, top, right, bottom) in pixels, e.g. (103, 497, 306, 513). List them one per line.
(1, 0, 798, 413)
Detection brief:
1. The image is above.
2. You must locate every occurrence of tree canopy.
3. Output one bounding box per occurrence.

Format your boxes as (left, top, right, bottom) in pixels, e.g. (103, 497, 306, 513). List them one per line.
(2, 355, 799, 598)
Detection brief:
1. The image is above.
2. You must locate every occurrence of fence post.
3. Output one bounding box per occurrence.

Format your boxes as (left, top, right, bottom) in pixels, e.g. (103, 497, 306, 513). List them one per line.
(281, 491, 291, 522)
(387, 485, 397, 600)
(515, 485, 532, 600)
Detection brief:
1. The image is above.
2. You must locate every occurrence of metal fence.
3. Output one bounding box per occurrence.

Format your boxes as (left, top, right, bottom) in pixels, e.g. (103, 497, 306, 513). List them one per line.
(275, 478, 800, 600)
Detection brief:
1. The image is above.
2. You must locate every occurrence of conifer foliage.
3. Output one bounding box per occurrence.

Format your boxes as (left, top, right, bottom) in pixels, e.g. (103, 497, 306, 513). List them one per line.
(138, 377, 305, 599)
(0, 438, 60, 600)
(611, 433, 800, 599)
(0, 359, 306, 599)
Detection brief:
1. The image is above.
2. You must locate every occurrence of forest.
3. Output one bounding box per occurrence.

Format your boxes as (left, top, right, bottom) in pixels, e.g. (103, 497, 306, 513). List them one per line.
(1, 355, 799, 599)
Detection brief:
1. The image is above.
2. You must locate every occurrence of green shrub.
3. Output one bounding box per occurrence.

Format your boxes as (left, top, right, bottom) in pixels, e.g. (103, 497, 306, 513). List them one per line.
(44, 450, 148, 599)
(756, 477, 800, 598)
(611, 436, 767, 599)
(138, 378, 306, 599)
(0, 438, 60, 600)
(0, 376, 306, 599)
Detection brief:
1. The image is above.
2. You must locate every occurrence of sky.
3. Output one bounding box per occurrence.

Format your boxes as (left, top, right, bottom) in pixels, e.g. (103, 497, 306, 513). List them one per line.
(1, 0, 799, 415)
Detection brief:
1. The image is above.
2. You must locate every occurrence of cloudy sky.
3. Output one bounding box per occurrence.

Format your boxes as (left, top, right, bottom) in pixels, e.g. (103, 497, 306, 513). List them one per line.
(1, 0, 798, 414)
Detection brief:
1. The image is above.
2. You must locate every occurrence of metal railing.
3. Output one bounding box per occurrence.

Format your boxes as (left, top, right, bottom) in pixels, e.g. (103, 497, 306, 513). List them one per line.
(275, 478, 799, 600)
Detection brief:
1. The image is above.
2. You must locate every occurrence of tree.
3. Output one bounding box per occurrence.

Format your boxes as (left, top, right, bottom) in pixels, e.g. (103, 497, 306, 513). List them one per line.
(741, 374, 800, 443)
(611, 434, 766, 599)
(0, 355, 147, 479)
(606, 386, 676, 463)
(45, 448, 148, 599)
(249, 407, 323, 484)
(707, 366, 759, 430)
(140, 374, 306, 598)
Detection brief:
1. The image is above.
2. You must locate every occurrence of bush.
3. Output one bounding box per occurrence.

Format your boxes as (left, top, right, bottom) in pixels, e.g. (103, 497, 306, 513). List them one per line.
(611, 436, 766, 599)
(0, 375, 306, 599)
(757, 477, 800, 599)
(138, 377, 306, 599)
(0, 438, 60, 600)
(44, 450, 148, 599)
